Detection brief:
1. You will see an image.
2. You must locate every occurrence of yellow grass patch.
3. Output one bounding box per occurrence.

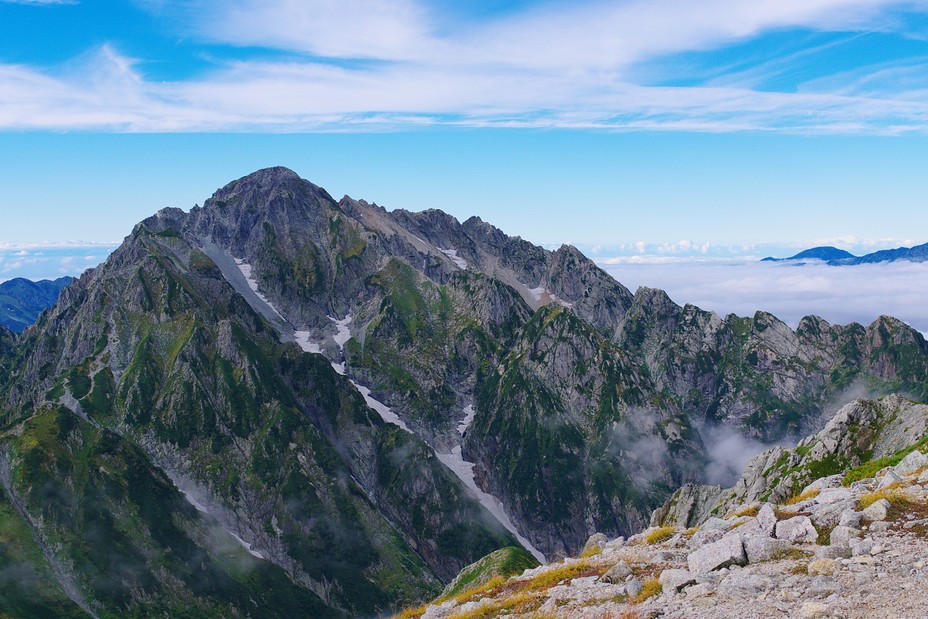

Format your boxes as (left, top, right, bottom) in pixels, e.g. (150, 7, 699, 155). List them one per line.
(394, 605, 428, 619)
(643, 527, 676, 545)
(452, 576, 506, 605)
(784, 488, 820, 506)
(727, 505, 760, 518)
(858, 487, 914, 510)
(632, 577, 662, 603)
(580, 545, 604, 558)
(450, 590, 541, 619)
(524, 559, 598, 592)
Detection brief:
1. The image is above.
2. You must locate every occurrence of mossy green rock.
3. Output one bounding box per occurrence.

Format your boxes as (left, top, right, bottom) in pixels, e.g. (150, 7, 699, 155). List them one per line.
(441, 547, 539, 599)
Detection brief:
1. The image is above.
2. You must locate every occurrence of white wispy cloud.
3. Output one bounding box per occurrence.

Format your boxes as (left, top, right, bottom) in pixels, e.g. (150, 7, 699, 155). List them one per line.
(2, 0, 928, 131)
(0, 243, 116, 281)
(201, 0, 432, 61)
(0, 240, 119, 250)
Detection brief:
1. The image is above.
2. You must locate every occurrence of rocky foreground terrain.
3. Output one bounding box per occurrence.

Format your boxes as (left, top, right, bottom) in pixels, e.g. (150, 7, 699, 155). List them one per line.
(407, 396, 928, 619)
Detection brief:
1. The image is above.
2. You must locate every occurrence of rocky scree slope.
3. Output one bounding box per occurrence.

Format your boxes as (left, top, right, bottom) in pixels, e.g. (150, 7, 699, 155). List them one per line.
(409, 395, 928, 619)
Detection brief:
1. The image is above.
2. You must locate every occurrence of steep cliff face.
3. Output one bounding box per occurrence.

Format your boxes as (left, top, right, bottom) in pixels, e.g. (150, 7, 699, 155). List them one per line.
(615, 291, 928, 441)
(467, 305, 704, 554)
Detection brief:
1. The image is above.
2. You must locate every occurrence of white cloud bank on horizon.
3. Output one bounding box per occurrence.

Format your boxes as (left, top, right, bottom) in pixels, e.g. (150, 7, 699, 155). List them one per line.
(2, 0, 928, 131)
(0, 243, 118, 282)
(599, 258, 928, 335)
(583, 235, 922, 260)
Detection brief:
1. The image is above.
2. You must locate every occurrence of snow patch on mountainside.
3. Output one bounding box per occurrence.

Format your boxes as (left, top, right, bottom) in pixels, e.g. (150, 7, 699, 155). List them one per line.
(350, 381, 412, 433)
(293, 331, 322, 354)
(458, 405, 476, 436)
(439, 247, 468, 269)
(234, 258, 285, 321)
(228, 532, 264, 559)
(330, 314, 352, 350)
(527, 286, 573, 308)
(171, 472, 264, 559)
(436, 446, 546, 563)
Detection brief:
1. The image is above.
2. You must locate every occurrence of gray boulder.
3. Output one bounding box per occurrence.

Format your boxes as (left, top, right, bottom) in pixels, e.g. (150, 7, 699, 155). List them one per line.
(838, 509, 863, 528)
(810, 500, 855, 528)
(775, 516, 818, 543)
(582, 532, 607, 555)
(599, 560, 632, 584)
(687, 527, 726, 549)
(829, 525, 861, 546)
(814, 545, 852, 560)
(815, 487, 852, 504)
(659, 568, 697, 593)
(718, 572, 772, 598)
(688, 534, 746, 573)
(894, 450, 928, 476)
(702, 517, 733, 531)
(743, 535, 792, 564)
(849, 538, 874, 556)
(756, 503, 777, 537)
(862, 498, 891, 521)
(626, 577, 642, 598)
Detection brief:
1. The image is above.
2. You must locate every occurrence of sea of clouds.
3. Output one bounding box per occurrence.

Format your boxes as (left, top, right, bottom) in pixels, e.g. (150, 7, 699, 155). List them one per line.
(598, 257, 928, 337)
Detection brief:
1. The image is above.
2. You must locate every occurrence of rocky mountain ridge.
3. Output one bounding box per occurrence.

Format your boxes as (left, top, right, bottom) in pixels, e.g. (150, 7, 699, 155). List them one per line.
(2, 167, 928, 616)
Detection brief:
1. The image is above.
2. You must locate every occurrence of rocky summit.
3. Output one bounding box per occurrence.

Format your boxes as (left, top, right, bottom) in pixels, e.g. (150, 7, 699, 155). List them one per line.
(1, 167, 927, 617)
(409, 395, 928, 619)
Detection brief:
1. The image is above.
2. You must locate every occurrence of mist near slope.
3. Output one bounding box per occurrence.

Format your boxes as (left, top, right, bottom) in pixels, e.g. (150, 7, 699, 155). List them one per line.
(599, 258, 928, 336)
(697, 423, 783, 487)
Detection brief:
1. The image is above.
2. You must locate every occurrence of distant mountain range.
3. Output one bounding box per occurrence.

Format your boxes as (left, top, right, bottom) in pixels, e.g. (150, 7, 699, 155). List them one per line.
(762, 242, 928, 265)
(0, 276, 73, 332)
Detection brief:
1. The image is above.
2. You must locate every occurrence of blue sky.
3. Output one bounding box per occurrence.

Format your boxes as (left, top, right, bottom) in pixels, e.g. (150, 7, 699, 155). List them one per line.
(2, 0, 928, 282)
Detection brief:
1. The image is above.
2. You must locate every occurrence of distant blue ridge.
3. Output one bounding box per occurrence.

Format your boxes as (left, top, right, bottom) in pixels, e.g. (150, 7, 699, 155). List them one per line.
(0, 276, 73, 332)
(762, 242, 928, 265)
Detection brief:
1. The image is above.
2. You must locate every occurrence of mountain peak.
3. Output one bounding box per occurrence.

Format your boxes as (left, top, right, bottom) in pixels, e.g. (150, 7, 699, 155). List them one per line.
(761, 246, 856, 262)
(206, 166, 316, 205)
(243, 166, 301, 182)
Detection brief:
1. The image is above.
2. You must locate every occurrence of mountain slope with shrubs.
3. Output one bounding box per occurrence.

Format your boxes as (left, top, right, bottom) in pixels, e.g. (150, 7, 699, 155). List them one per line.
(408, 394, 928, 619)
